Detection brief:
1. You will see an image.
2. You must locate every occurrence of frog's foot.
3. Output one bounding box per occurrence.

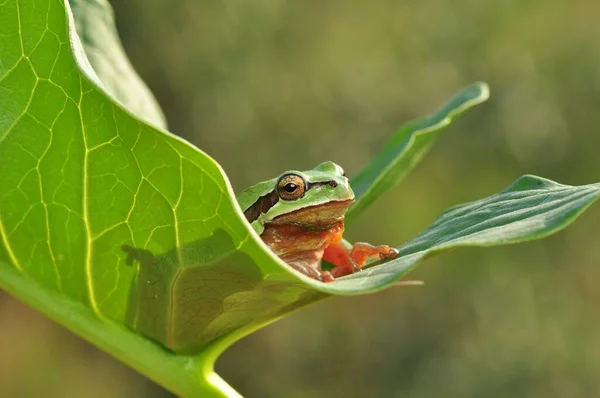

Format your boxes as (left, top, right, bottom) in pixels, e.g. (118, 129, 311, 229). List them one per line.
(319, 271, 335, 283)
(324, 241, 399, 279)
(290, 263, 334, 282)
(349, 242, 399, 267)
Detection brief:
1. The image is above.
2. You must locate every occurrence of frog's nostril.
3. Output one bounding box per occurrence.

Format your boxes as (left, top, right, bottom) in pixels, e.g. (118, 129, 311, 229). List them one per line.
(329, 181, 338, 188)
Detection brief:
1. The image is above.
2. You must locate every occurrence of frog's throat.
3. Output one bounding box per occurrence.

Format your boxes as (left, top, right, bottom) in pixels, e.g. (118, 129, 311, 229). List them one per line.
(266, 199, 354, 231)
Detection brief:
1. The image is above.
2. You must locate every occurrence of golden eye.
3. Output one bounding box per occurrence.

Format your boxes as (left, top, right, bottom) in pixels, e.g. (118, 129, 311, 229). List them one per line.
(277, 174, 306, 201)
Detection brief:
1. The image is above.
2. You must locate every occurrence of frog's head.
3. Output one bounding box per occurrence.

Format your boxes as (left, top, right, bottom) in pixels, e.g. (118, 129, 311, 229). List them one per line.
(238, 161, 355, 234)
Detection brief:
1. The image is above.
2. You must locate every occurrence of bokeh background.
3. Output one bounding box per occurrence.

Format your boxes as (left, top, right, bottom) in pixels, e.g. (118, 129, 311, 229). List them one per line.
(3, 1, 600, 397)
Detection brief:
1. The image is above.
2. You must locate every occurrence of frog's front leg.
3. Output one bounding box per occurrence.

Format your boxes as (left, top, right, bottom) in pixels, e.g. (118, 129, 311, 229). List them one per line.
(323, 241, 399, 279)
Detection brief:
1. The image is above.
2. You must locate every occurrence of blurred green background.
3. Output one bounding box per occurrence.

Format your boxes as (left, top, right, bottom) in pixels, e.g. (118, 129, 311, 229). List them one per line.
(3, 1, 600, 397)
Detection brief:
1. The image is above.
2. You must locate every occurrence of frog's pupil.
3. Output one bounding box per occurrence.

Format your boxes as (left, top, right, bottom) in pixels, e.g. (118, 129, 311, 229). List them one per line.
(284, 183, 297, 192)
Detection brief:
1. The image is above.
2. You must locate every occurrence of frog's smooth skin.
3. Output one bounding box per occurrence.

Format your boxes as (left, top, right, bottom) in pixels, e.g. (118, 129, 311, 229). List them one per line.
(237, 162, 398, 282)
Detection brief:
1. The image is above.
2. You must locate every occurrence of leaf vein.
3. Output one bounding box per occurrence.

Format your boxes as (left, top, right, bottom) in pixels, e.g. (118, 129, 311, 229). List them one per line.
(0, 216, 23, 272)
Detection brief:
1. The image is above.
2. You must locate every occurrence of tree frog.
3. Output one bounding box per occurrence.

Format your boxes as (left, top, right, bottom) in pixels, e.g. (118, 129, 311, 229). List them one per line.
(237, 161, 398, 282)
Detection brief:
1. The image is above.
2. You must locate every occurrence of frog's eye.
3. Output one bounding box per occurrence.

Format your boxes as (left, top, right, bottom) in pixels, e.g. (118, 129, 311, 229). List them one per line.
(277, 174, 306, 201)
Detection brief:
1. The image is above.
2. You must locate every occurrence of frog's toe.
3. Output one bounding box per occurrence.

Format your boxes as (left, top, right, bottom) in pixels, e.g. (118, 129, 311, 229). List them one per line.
(379, 246, 399, 260)
(320, 271, 335, 283)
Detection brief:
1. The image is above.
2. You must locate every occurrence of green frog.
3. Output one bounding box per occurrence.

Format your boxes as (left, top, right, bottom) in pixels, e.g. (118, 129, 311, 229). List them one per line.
(237, 162, 398, 282)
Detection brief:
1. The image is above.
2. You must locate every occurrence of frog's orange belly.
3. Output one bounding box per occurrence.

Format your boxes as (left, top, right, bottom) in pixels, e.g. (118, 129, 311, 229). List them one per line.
(260, 221, 345, 272)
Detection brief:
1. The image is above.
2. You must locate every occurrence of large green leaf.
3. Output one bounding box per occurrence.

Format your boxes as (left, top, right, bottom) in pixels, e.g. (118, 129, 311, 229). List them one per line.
(1, 1, 599, 397)
(0, 0, 298, 395)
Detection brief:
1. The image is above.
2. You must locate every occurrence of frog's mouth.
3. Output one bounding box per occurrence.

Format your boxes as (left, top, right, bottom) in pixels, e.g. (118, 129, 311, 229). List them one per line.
(267, 199, 354, 230)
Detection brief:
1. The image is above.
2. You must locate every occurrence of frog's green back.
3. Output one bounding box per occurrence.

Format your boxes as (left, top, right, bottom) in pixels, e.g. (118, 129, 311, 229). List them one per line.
(236, 178, 278, 212)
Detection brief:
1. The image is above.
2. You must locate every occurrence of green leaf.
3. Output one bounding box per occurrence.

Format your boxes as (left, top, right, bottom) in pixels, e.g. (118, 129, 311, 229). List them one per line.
(1, 0, 307, 395)
(328, 175, 600, 293)
(68, 0, 167, 129)
(347, 82, 490, 223)
(1, 1, 599, 397)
